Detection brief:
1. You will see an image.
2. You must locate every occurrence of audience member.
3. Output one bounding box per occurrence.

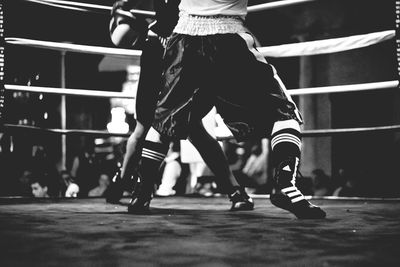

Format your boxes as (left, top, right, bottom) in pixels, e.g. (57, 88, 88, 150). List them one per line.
(88, 173, 111, 197)
(60, 170, 80, 198)
(30, 176, 50, 198)
(332, 168, 359, 197)
(70, 140, 100, 197)
(311, 169, 331, 196)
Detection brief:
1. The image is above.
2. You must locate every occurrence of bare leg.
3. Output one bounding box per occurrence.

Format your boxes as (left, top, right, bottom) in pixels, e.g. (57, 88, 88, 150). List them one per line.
(188, 121, 239, 192)
(120, 121, 149, 180)
(188, 121, 254, 211)
(105, 121, 150, 203)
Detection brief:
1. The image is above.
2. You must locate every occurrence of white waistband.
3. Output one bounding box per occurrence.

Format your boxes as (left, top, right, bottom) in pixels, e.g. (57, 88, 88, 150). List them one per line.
(173, 12, 246, 36)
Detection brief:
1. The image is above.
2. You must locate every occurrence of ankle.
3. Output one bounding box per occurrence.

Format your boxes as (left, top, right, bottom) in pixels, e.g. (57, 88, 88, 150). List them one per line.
(274, 157, 299, 190)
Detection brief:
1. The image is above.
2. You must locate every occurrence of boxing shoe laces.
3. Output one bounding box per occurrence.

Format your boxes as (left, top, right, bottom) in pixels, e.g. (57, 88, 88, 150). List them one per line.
(271, 157, 326, 219)
(229, 187, 254, 211)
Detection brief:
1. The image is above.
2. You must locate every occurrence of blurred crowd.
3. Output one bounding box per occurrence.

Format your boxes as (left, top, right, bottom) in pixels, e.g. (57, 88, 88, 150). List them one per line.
(0, 131, 360, 199)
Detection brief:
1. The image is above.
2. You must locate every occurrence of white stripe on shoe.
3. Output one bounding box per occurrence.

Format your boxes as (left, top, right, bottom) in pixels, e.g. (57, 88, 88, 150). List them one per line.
(142, 149, 166, 161)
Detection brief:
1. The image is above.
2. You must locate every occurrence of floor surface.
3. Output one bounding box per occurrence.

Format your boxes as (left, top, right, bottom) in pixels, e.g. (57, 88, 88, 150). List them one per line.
(1, 196, 400, 266)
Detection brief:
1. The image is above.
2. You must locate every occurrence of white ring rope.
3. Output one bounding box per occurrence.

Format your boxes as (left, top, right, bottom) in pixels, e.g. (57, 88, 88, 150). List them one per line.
(3, 124, 132, 138)
(5, 30, 394, 59)
(289, 80, 399, 96)
(26, 0, 90, 12)
(5, 37, 142, 58)
(25, 0, 111, 12)
(4, 85, 134, 99)
(4, 123, 400, 139)
(24, 0, 322, 17)
(248, 0, 318, 13)
(5, 80, 398, 99)
(259, 30, 395, 57)
(24, 0, 157, 17)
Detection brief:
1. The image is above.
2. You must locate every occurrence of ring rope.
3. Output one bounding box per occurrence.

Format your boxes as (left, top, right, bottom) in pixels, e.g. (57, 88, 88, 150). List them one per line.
(24, 0, 322, 17)
(259, 30, 395, 57)
(24, 0, 156, 17)
(300, 125, 400, 137)
(4, 85, 134, 99)
(3, 124, 131, 138)
(4, 80, 398, 99)
(289, 80, 399, 96)
(5, 37, 142, 58)
(26, 0, 91, 12)
(4, 123, 400, 139)
(6, 30, 393, 59)
(247, 0, 318, 13)
(24, 0, 110, 12)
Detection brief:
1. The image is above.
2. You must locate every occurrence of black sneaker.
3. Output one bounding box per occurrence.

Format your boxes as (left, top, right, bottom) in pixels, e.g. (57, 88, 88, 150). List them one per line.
(271, 157, 326, 219)
(127, 175, 153, 214)
(270, 191, 326, 219)
(127, 197, 151, 214)
(229, 187, 254, 211)
(105, 169, 124, 204)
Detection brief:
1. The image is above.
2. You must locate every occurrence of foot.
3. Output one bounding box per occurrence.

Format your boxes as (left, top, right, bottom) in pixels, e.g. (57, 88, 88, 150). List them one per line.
(127, 197, 151, 214)
(105, 169, 124, 204)
(229, 187, 254, 211)
(270, 190, 326, 219)
(272, 157, 326, 219)
(106, 169, 139, 204)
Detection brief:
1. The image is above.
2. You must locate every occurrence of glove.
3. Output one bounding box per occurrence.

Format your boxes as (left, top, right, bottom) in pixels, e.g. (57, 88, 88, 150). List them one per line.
(149, 0, 180, 38)
(109, 0, 149, 48)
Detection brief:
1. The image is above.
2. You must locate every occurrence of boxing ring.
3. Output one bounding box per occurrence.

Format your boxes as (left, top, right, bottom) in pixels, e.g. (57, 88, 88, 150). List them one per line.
(1, 0, 400, 266)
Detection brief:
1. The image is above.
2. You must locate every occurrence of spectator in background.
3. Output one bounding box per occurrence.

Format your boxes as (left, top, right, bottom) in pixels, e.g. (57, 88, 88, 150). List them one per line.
(223, 138, 272, 194)
(17, 169, 35, 197)
(332, 168, 358, 197)
(88, 173, 111, 197)
(30, 176, 50, 198)
(29, 145, 61, 197)
(156, 142, 182, 196)
(311, 169, 331, 196)
(60, 170, 80, 198)
(70, 139, 100, 197)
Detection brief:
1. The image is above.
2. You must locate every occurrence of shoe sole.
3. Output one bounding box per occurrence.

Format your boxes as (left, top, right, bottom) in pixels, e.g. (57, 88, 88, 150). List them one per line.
(270, 194, 326, 219)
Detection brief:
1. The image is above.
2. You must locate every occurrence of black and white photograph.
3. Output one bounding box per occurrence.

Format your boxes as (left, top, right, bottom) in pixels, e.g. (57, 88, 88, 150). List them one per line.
(0, 0, 399, 266)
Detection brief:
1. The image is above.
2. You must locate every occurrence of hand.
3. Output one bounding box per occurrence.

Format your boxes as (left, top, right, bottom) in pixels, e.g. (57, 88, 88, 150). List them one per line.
(242, 154, 267, 177)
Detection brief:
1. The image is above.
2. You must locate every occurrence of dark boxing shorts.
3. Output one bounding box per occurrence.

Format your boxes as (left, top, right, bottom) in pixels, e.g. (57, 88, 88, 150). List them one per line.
(152, 32, 302, 141)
